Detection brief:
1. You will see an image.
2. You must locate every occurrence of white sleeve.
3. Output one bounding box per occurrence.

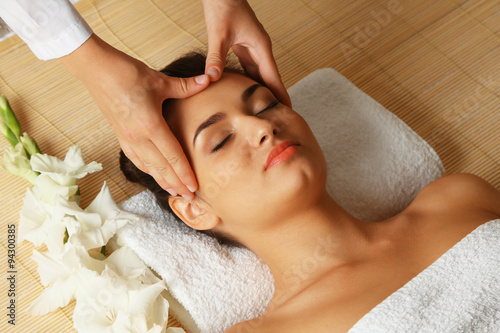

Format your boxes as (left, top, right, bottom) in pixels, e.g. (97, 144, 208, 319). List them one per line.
(0, 0, 93, 60)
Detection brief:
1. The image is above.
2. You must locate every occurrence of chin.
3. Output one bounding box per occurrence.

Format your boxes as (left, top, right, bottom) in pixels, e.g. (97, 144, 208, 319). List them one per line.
(270, 155, 327, 209)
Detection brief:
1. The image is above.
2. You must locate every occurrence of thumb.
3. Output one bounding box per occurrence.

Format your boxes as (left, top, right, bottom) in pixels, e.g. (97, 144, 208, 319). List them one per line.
(205, 38, 230, 82)
(163, 74, 210, 99)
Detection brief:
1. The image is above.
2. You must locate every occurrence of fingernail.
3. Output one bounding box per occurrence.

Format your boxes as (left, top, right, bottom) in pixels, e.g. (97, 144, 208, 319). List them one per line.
(166, 188, 177, 196)
(182, 194, 193, 202)
(207, 67, 220, 79)
(187, 184, 197, 192)
(195, 74, 208, 85)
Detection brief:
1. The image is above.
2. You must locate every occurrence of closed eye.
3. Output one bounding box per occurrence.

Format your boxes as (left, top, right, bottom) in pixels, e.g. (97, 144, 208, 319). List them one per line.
(212, 133, 233, 152)
(256, 99, 280, 115)
(211, 99, 281, 153)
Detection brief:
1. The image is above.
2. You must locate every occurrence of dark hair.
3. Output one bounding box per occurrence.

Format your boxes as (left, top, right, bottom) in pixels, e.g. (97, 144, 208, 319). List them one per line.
(119, 51, 245, 247)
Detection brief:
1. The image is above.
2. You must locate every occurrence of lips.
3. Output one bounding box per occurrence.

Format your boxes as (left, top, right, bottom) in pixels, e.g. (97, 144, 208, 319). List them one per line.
(265, 140, 300, 170)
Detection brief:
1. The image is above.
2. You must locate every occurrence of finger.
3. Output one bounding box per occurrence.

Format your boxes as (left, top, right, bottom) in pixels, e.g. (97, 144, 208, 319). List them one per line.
(234, 44, 292, 108)
(162, 74, 210, 100)
(252, 52, 291, 108)
(264, 74, 291, 108)
(148, 123, 198, 195)
(136, 139, 191, 197)
(151, 124, 199, 194)
(119, 139, 149, 174)
(206, 35, 231, 82)
(240, 62, 261, 83)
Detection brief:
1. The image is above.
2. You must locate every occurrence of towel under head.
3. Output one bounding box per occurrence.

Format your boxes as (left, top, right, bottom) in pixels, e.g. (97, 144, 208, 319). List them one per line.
(118, 68, 445, 332)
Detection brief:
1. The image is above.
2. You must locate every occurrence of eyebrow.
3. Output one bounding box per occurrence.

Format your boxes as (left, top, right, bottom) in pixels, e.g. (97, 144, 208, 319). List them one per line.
(192, 83, 263, 147)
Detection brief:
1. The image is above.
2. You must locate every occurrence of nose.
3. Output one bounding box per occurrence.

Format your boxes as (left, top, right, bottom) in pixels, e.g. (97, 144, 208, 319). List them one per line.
(238, 115, 279, 148)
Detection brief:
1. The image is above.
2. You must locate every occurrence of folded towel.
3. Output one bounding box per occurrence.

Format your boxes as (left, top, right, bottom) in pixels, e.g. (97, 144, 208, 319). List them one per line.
(118, 68, 445, 332)
(349, 218, 500, 332)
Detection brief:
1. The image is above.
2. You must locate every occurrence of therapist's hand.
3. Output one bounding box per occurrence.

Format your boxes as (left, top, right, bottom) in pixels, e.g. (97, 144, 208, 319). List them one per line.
(202, 0, 291, 107)
(61, 34, 209, 200)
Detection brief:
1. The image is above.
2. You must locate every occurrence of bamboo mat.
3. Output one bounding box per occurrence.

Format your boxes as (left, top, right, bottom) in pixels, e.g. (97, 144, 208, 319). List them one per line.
(0, 0, 499, 332)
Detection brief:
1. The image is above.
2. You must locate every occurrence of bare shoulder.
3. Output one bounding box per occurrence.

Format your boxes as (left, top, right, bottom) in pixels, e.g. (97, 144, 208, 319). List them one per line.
(410, 173, 500, 217)
(396, 174, 500, 273)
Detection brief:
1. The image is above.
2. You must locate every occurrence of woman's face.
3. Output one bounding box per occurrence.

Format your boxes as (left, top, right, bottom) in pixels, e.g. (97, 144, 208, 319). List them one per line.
(166, 73, 327, 238)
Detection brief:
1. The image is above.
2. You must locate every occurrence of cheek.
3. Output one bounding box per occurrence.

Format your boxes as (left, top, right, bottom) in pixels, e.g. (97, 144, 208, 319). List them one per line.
(196, 158, 246, 202)
(195, 157, 261, 222)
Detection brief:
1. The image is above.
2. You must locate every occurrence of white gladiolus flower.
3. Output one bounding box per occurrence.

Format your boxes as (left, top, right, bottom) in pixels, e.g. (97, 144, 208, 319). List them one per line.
(34, 173, 79, 205)
(133, 295, 171, 333)
(26, 244, 106, 315)
(73, 266, 168, 333)
(60, 182, 142, 251)
(102, 246, 159, 284)
(9, 142, 171, 332)
(30, 145, 102, 186)
(1, 97, 172, 332)
(2, 142, 38, 184)
(18, 187, 66, 254)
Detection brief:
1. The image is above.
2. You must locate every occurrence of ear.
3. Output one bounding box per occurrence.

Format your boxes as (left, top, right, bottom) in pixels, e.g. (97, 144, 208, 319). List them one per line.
(168, 196, 220, 230)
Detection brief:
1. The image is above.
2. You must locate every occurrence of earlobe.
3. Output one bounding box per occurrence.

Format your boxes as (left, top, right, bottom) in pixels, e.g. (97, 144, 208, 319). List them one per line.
(168, 196, 220, 230)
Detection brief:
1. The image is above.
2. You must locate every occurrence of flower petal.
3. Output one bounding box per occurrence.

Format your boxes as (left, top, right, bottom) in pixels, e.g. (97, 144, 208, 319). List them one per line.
(84, 182, 119, 219)
(86, 182, 142, 229)
(103, 246, 148, 281)
(18, 188, 50, 245)
(64, 145, 102, 180)
(25, 275, 77, 315)
(68, 218, 117, 250)
(34, 174, 78, 205)
(128, 280, 167, 316)
(18, 189, 66, 253)
(30, 145, 102, 186)
(148, 295, 170, 330)
(73, 269, 131, 333)
(31, 249, 72, 286)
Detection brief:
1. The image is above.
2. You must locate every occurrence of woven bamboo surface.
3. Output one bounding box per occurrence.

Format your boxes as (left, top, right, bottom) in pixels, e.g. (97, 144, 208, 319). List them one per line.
(0, 0, 499, 332)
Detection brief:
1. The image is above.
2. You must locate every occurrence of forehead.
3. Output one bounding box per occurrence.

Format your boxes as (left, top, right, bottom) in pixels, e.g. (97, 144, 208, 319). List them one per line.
(166, 73, 258, 137)
(185, 72, 257, 106)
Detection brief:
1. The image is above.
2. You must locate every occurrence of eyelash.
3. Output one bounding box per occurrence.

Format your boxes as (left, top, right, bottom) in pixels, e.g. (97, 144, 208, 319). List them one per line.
(211, 99, 280, 153)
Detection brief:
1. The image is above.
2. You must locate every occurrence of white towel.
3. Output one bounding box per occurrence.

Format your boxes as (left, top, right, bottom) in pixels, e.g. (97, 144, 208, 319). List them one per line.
(349, 218, 500, 333)
(118, 68, 445, 332)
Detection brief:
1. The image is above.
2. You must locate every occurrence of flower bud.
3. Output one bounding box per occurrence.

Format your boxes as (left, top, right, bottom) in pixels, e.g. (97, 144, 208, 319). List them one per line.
(20, 132, 42, 157)
(0, 95, 21, 139)
(1, 142, 38, 184)
(0, 122, 19, 146)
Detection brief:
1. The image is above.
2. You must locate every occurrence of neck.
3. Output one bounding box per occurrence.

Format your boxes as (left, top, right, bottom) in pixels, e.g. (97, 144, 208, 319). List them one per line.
(241, 190, 377, 304)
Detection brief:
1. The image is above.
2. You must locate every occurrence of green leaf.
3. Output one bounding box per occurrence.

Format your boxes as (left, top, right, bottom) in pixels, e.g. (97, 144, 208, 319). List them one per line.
(63, 228, 69, 244)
